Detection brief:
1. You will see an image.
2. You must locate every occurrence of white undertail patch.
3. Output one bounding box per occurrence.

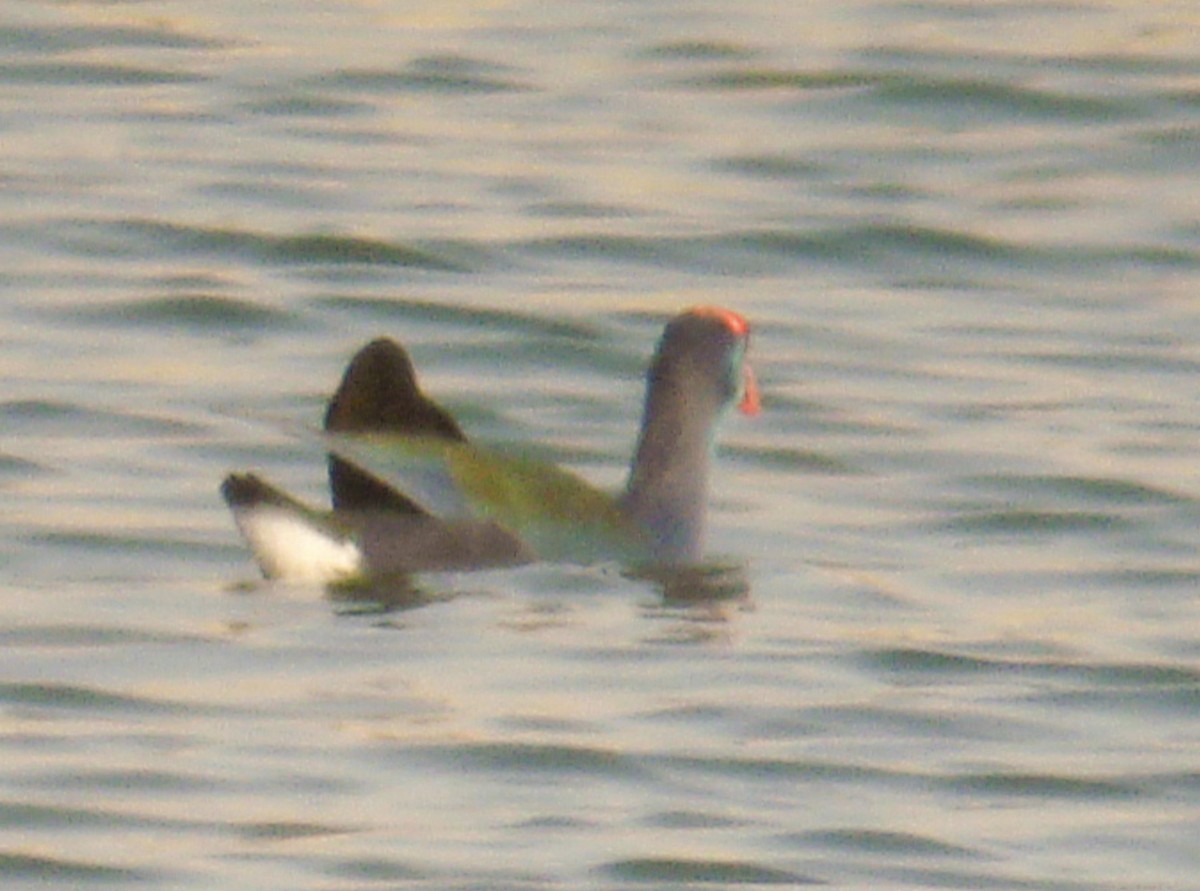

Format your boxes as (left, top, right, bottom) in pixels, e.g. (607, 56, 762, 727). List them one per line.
(232, 505, 361, 583)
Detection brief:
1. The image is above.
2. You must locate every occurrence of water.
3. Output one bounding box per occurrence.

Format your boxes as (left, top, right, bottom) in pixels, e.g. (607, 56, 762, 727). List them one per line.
(3, 1, 1200, 888)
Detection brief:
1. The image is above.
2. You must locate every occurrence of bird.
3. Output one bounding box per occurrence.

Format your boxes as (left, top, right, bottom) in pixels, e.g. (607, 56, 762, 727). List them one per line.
(222, 306, 758, 582)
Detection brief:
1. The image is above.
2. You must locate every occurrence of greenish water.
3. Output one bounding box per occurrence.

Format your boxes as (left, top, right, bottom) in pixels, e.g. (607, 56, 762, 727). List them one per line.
(4, 1, 1200, 888)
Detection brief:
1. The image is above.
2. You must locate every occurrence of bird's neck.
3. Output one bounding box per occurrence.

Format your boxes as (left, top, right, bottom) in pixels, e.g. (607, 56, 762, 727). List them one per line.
(620, 376, 720, 563)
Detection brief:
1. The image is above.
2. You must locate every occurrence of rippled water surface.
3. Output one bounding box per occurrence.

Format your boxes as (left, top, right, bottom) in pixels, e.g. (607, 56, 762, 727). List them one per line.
(4, 1, 1200, 888)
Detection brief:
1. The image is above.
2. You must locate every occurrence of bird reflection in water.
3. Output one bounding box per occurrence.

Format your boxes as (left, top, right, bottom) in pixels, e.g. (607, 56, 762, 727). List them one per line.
(322, 559, 750, 623)
(631, 561, 751, 644)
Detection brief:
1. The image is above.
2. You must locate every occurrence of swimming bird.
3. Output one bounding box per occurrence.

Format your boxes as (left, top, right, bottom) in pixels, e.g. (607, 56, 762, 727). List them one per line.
(222, 306, 758, 581)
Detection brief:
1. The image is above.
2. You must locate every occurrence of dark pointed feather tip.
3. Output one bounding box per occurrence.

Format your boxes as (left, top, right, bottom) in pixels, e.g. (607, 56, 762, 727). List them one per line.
(220, 473, 295, 509)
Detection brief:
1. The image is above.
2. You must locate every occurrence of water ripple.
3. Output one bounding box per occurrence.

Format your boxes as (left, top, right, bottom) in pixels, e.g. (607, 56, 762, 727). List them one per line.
(237, 820, 355, 841)
(799, 827, 982, 859)
(237, 92, 371, 119)
(0, 61, 204, 87)
(517, 224, 1198, 276)
(1, 400, 202, 437)
(599, 857, 820, 885)
(868, 646, 1199, 679)
(0, 452, 44, 477)
(0, 852, 156, 884)
(310, 55, 530, 95)
(640, 39, 760, 62)
(0, 22, 229, 54)
(0, 681, 194, 716)
(0, 625, 211, 648)
(679, 66, 877, 92)
(20, 767, 228, 795)
(422, 741, 647, 780)
(680, 64, 1136, 121)
(963, 474, 1193, 507)
(58, 219, 479, 271)
(87, 295, 297, 333)
(68, 294, 297, 332)
(935, 508, 1133, 535)
(323, 856, 426, 882)
(872, 73, 1137, 122)
(945, 771, 1140, 801)
(313, 295, 600, 339)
